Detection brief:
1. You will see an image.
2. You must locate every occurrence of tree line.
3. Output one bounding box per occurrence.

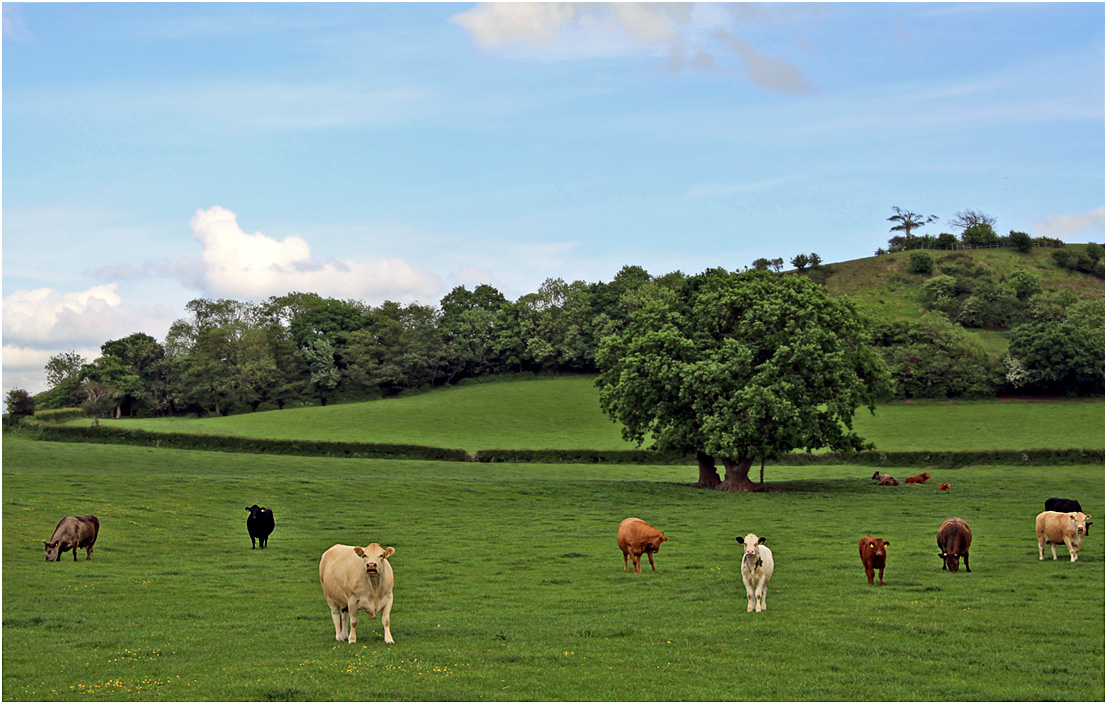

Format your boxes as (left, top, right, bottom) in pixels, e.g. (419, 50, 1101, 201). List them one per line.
(11, 240, 1104, 422)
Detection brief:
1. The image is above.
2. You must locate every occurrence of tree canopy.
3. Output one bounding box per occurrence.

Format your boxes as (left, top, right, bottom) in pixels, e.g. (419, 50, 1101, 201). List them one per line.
(596, 269, 889, 491)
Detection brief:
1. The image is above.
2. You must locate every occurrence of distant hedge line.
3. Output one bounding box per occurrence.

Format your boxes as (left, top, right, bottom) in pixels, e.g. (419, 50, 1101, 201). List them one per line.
(17, 421, 469, 462)
(11, 422, 1104, 468)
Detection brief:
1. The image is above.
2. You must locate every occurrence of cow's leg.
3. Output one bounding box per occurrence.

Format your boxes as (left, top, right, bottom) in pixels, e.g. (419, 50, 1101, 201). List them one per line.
(1064, 537, 1077, 562)
(381, 594, 395, 645)
(251, 535, 256, 549)
(329, 604, 346, 642)
(962, 552, 971, 573)
(647, 552, 656, 571)
(85, 544, 93, 560)
(1038, 537, 1046, 560)
(347, 597, 360, 642)
(865, 566, 874, 584)
(72, 546, 78, 561)
(758, 582, 768, 612)
(744, 582, 755, 612)
(632, 554, 641, 574)
(1050, 542, 1058, 560)
(877, 566, 884, 586)
(622, 551, 628, 572)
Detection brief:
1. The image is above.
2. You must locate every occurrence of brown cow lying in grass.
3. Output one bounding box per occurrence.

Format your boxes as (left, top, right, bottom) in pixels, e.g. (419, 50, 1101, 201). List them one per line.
(905, 472, 931, 484)
(939, 482, 951, 491)
(871, 471, 898, 486)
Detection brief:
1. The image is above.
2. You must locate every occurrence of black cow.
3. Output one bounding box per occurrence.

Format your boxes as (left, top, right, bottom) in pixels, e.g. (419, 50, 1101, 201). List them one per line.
(1045, 497, 1083, 513)
(245, 505, 275, 549)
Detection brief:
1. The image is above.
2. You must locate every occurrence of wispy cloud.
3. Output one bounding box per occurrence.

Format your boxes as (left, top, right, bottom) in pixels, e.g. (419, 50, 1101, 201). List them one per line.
(1034, 206, 1106, 240)
(451, 2, 818, 94)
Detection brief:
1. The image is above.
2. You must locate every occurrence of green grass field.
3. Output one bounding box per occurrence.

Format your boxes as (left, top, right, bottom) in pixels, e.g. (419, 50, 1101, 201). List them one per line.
(97, 376, 1104, 453)
(3, 431, 1103, 701)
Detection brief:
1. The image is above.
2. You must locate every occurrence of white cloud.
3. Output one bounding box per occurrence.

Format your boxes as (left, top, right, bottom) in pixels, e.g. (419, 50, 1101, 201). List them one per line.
(1, 285, 178, 394)
(451, 2, 815, 94)
(1033, 206, 1106, 241)
(2, 284, 175, 348)
(187, 206, 444, 302)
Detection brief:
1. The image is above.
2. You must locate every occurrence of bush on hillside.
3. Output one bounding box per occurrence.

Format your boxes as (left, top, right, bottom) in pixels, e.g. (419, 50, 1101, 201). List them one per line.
(908, 251, 934, 275)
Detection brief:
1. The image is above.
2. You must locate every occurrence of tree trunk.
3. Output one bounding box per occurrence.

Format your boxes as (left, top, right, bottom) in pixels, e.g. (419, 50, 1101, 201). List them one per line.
(695, 451, 721, 489)
(717, 457, 758, 492)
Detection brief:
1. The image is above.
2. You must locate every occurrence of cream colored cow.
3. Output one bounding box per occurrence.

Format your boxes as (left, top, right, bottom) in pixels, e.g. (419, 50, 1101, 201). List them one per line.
(737, 533, 775, 613)
(319, 543, 396, 644)
(1036, 511, 1091, 563)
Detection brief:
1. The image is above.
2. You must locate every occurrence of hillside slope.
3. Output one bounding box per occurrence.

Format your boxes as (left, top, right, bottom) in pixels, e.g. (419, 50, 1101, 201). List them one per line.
(816, 246, 1103, 354)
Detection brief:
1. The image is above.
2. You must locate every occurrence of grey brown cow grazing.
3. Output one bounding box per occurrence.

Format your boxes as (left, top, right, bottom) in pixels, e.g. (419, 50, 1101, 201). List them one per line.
(937, 517, 972, 573)
(617, 518, 668, 574)
(44, 515, 99, 562)
(858, 536, 889, 585)
(245, 505, 274, 549)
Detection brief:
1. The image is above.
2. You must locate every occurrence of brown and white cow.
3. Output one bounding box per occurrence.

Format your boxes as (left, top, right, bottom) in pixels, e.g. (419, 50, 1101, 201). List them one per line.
(737, 533, 774, 612)
(937, 517, 972, 573)
(319, 543, 396, 644)
(871, 471, 898, 486)
(44, 515, 99, 562)
(617, 518, 668, 574)
(1036, 511, 1091, 563)
(858, 536, 889, 585)
(905, 472, 931, 484)
(939, 482, 951, 491)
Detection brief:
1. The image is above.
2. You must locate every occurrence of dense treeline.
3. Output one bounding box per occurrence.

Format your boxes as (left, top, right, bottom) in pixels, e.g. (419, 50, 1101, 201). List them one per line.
(24, 250, 1105, 420)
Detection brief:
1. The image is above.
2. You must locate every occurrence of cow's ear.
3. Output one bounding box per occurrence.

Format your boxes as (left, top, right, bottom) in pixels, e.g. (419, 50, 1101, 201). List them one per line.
(883, 541, 890, 546)
(757, 537, 766, 545)
(735, 536, 742, 543)
(383, 547, 395, 558)
(354, 547, 366, 558)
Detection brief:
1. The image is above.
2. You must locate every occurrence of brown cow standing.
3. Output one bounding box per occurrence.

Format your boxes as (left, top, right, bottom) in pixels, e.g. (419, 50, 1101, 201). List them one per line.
(858, 536, 889, 585)
(905, 472, 931, 484)
(937, 517, 972, 573)
(44, 515, 99, 562)
(939, 482, 951, 491)
(617, 517, 668, 574)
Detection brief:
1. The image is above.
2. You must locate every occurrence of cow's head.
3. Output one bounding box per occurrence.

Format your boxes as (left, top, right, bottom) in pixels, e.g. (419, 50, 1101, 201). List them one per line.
(44, 541, 61, 562)
(939, 551, 961, 573)
(922, 472, 931, 480)
(867, 538, 889, 559)
(1074, 513, 1091, 536)
(737, 533, 766, 566)
(353, 543, 395, 577)
(871, 471, 882, 480)
(647, 532, 669, 553)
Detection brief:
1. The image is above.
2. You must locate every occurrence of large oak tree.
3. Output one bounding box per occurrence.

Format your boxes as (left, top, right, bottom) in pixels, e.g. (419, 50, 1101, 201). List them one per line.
(596, 268, 888, 491)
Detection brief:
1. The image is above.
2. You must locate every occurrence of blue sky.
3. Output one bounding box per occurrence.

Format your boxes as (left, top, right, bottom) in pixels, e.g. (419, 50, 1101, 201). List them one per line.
(3, 2, 1104, 394)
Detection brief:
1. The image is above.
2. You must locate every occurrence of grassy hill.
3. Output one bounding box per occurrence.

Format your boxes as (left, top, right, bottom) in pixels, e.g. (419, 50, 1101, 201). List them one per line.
(816, 245, 1104, 355)
(101, 376, 1105, 452)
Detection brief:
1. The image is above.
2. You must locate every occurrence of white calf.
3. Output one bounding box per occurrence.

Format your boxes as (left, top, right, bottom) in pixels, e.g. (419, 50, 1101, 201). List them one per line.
(737, 533, 775, 613)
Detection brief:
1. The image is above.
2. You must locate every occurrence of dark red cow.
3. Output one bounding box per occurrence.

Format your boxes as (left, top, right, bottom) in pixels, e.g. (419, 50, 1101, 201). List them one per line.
(858, 535, 889, 585)
(905, 472, 931, 484)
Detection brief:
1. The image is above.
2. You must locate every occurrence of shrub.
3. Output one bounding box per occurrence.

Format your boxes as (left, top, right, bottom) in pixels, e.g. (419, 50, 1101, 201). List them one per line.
(1008, 230, 1034, 253)
(908, 251, 934, 275)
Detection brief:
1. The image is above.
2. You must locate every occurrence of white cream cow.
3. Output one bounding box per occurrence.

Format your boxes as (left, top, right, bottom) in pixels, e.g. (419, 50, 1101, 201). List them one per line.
(737, 533, 775, 613)
(319, 543, 396, 644)
(1036, 511, 1092, 563)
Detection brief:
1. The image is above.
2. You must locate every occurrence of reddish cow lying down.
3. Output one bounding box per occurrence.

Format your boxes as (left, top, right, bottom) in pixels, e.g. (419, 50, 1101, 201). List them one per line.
(858, 536, 889, 585)
(906, 472, 931, 484)
(617, 517, 668, 574)
(939, 482, 951, 491)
